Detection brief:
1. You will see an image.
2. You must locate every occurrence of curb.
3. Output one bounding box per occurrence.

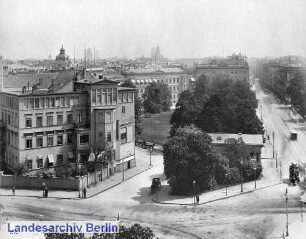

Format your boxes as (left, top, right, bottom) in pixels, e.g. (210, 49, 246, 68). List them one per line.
(152, 182, 283, 206)
(0, 166, 154, 200)
(87, 165, 154, 199)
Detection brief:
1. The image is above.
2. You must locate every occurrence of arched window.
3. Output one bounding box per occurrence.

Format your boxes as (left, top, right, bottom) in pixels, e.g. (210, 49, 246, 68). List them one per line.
(122, 106, 125, 113)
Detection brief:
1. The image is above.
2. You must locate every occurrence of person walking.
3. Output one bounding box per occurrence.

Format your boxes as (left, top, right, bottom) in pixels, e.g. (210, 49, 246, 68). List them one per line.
(45, 187, 49, 198)
(12, 187, 15, 196)
(83, 187, 87, 199)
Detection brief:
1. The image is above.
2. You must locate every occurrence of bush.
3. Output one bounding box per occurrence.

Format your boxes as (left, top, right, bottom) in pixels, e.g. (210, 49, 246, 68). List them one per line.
(242, 161, 262, 182)
(214, 156, 229, 184)
(226, 168, 242, 184)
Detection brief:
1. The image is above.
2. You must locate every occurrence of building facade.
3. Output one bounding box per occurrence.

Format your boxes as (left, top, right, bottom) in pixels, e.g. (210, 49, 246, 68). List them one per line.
(51, 45, 71, 71)
(195, 53, 250, 85)
(0, 70, 136, 174)
(122, 67, 190, 105)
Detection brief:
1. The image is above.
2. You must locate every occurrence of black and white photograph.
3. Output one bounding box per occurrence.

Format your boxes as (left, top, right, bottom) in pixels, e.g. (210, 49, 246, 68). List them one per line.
(0, 0, 306, 238)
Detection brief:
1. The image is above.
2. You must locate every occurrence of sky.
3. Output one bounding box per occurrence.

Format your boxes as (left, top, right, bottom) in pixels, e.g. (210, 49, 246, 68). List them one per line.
(0, 0, 306, 60)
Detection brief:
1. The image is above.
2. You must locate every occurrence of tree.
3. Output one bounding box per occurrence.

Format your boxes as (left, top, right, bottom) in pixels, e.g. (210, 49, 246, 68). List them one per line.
(143, 82, 172, 113)
(170, 90, 201, 137)
(164, 126, 220, 195)
(286, 71, 306, 116)
(224, 138, 251, 168)
(193, 74, 210, 108)
(121, 79, 144, 135)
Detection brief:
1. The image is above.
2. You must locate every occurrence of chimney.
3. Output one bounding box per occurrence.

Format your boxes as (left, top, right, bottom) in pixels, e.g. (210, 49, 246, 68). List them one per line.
(39, 78, 43, 86)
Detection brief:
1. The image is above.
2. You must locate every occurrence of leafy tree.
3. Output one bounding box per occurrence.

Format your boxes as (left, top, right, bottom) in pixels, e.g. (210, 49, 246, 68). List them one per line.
(194, 74, 210, 107)
(170, 90, 201, 137)
(121, 79, 144, 135)
(286, 71, 306, 116)
(164, 126, 220, 195)
(224, 138, 251, 168)
(143, 82, 172, 113)
(195, 94, 224, 133)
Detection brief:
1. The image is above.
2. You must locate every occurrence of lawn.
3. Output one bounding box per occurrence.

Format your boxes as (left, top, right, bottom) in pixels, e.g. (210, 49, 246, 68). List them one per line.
(137, 111, 173, 145)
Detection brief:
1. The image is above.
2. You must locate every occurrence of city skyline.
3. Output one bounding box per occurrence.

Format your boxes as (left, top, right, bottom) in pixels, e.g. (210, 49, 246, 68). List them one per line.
(1, 0, 306, 60)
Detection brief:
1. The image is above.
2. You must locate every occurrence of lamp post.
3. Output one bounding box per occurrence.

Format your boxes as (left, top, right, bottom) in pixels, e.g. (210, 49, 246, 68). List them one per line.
(149, 146, 152, 166)
(254, 167, 257, 188)
(122, 158, 125, 181)
(285, 188, 289, 237)
(225, 173, 228, 196)
(272, 131, 275, 158)
(276, 151, 278, 171)
(193, 181, 196, 204)
(240, 158, 243, 193)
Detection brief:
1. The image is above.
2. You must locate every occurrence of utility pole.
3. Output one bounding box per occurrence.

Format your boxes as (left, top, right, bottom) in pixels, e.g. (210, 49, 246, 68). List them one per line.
(94, 46, 95, 67)
(272, 131, 275, 158)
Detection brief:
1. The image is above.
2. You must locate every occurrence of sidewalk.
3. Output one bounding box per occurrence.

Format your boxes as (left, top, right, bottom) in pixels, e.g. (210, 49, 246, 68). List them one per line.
(153, 158, 282, 206)
(0, 148, 153, 200)
(283, 221, 306, 239)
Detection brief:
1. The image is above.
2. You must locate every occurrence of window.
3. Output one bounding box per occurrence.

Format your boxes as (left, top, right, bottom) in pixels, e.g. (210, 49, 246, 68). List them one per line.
(55, 97, 60, 107)
(107, 132, 112, 142)
(128, 93, 132, 102)
(105, 112, 111, 123)
(122, 106, 125, 113)
(36, 116, 43, 127)
(120, 128, 127, 144)
(91, 90, 96, 104)
(25, 118, 32, 128)
(112, 88, 117, 102)
(60, 97, 65, 107)
(177, 78, 179, 83)
(169, 79, 172, 84)
(26, 160, 33, 170)
(118, 93, 122, 102)
(37, 158, 43, 168)
(67, 113, 73, 124)
(97, 90, 102, 104)
(34, 98, 39, 108)
(36, 136, 43, 148)
(50, 98, 55, 107)
(107, 89, 112, 104)
(26, 138, 32, 149)
(57, 155, 63, 165)
(47, 134, 53, 147)
(77, 112, 82, 123)
(99, 132, 103, 139)
(66, 97, 70, 107)
(47, 115, 53, 126)
(80, 134, 89, 144)
(40, 98, 44, 108)
(57, 114, 63, 125)
(67, 133, 73, 144)
(123, 93, 128, 102)
(46, 98, 50, 108)
(57, 134, 63, 145)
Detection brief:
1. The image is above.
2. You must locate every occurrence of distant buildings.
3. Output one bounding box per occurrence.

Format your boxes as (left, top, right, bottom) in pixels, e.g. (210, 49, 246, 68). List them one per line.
(51, 45, 71, 71)
(0, 63, 136, 175)
(122, 67, 190, 105)
(195, 53, 250, 84)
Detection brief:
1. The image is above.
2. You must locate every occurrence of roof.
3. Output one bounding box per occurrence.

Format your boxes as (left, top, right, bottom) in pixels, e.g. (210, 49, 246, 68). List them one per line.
(209, 133, 264, 146)
(3, 73, 59, 89)
(123, 67, 186, 75)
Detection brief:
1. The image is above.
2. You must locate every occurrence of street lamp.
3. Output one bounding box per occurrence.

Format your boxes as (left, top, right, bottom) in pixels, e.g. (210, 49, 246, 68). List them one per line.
(285, 188, 289, 237)
(276, 151, 278, 170)
(254, 167, 257, 188)
(193, 181, 196, 204)
(272, 131, 275, 158)
(122, 158, 125, 181)
(240, 158, 244, 193)
(149, 146, 153, 166)
(225, 173, 228, 196)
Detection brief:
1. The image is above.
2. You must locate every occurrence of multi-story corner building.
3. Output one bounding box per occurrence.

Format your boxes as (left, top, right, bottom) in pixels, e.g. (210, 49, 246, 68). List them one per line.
(0, 65, 136, 174)
(122, 67, 190, 105)
(195, 53, 250, 84)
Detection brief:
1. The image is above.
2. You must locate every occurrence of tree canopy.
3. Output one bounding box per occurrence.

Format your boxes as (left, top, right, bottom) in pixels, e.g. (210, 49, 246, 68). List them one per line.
(169, 90, 201, 137)
(164, 126, 220, 194)
(142, 82, 172, 113)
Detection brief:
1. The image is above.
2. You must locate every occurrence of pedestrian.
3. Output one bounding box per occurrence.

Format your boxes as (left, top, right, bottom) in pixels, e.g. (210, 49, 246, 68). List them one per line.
(83, 187, 87, 199)
(43, 187, 46, 197)
(12, 187, 15, 196)
(45, 187, 49, 198)
(196, 195, 199, 204)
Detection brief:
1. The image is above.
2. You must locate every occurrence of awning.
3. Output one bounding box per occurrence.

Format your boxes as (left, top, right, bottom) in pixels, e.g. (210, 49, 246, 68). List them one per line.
(190, 77, 196, 82)
(68, 152, 74, 159)
(136, 80, 140, 84)
(88, 153, 95, 162)
(37, 155, 43, 159)
(144, 79, 148, 83)
(153, 79, 157, 82)
(148, 79, 152, 83)
(140, 80, 144, 83)
(131, 80, 136, 83)
(47, 155, 54, 164)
